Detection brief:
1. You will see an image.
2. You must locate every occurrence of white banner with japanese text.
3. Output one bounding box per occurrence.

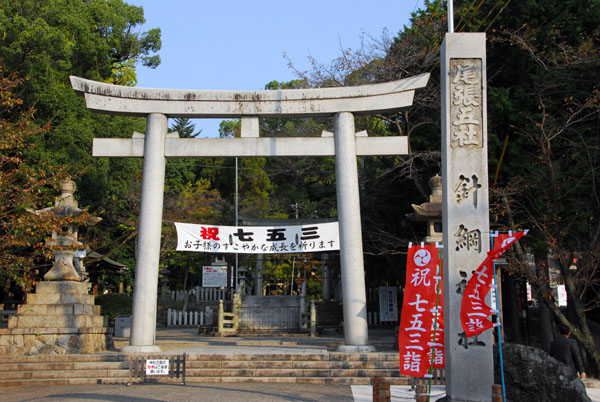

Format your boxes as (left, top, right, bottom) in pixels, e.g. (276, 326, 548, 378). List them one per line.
(175, 222, 339, 254)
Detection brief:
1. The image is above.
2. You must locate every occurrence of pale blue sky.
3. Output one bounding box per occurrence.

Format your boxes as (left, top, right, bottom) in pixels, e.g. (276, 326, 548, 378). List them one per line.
(133, 0, 424, 136)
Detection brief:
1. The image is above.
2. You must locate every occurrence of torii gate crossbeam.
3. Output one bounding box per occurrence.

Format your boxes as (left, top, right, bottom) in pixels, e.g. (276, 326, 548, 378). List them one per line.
(71, 74, 429, 352)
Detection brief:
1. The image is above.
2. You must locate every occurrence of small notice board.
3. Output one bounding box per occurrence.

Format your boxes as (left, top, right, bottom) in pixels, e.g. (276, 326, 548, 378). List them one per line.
(379, 287, 398, 322)
(146, 359, 169, 375)
(129, 354, 186, 385)
(202, 265, 227, 287)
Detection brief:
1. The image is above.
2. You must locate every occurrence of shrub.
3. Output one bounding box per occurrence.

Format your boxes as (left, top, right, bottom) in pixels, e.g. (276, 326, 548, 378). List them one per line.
(95, 293, 133, 324)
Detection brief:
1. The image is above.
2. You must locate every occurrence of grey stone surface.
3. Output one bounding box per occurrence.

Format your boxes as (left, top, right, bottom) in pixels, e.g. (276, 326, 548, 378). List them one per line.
(128, 113, 167, 352)
(94, 135, 410, 158)
(334, 112, 369, 347)
(242, 295, 300, 307)
(441, 32, 493, 401)
(36, 281, 89, 294)
(114, 316, 131, 338)
(407, 174, 443, 244)
(336, 345, 376, 352)
(0, 280, 112, 355)
(495, 343, 591, 402)
(70, 74, 429, 117)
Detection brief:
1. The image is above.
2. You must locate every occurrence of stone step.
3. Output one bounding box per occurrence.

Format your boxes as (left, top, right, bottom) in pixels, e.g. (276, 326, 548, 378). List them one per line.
(0, 377, 131, 387)
(0, 352, 398, 364)
(0, 360, 397, 372)
(0, 361, 129, 372)
(0, 354, 126, 363)
(0, 364, 399, 378)
(183, 368, 400, 378)
(183, 376, 409, 385)
(180, 360, 400, 370)
(0, 369, 129, 380)
(183, 352, 398, 361)
(0, 352, 404, 387)
(0, 375, 408, 387)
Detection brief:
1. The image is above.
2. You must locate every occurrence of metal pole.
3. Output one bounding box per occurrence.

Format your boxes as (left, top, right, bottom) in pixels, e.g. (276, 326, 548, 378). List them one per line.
(448, 0, 454, 33)
(491, 233, 507, 402)
(235, 157, 239, 294)
(291, 257, 295, 295)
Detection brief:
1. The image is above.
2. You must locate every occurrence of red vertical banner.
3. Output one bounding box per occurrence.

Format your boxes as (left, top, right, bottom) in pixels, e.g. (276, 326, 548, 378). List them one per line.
(398, 244, 444, 377)
(460, 231, 528, 338)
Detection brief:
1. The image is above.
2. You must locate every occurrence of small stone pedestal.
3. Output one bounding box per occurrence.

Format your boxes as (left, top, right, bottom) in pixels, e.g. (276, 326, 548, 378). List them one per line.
(0, 281, 113, 355)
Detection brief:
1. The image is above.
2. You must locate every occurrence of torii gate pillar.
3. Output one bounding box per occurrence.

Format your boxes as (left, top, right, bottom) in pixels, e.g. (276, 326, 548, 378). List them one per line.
(122, 113, 167, 353)
(334, 112, 370, 348)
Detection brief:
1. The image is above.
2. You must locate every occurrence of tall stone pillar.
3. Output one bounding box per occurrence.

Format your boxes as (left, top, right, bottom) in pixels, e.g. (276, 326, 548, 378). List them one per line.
(122, 113, 167, 353)
(334, 112, 372, 350)
(441, 33, 493, 400)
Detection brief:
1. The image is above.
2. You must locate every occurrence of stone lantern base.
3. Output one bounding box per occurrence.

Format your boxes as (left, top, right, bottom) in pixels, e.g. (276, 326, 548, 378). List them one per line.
(0, 281, 113, 355)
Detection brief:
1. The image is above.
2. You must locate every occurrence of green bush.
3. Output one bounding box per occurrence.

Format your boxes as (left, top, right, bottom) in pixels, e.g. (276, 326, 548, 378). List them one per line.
(95, 293, 133, 324)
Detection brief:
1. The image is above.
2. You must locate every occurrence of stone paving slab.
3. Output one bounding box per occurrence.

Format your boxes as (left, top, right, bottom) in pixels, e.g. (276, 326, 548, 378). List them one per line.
(0, 383, 355, 401)
(164, 345, 328, 355)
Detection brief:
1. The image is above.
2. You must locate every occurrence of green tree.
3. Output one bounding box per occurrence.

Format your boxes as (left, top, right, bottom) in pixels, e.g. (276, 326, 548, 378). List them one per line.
(0, 0, 162, 296)
(0, 66, 65, 292)
(472, 0, 600, 373)
(170, 117, 201, 138)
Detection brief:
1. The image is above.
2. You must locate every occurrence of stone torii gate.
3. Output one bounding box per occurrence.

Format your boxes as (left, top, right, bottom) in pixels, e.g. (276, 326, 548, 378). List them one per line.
(70, 73, 429, 352)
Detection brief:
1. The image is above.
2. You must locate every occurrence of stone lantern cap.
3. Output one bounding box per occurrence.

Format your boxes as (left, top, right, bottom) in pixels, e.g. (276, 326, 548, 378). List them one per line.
(26, 179, 102, 281)
(29, 179, 102, 226)
(407, 174, 442, 222)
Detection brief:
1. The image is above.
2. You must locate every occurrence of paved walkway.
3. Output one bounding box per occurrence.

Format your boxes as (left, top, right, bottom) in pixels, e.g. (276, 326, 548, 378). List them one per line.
(0, 383, 354, 402)
(1, 383, 598, 402)
(119, 327, 396, 354)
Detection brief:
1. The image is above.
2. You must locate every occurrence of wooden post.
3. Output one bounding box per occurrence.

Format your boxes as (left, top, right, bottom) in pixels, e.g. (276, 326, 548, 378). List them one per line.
(233, 294, 240, 331)
(372, 377, 390, 402)
(379, 379, 390, 401)
(372, 376, 382, 401)
(492, 384, 503, 402)
(415, 384, 428, 402)
(217, 299, 224, 337)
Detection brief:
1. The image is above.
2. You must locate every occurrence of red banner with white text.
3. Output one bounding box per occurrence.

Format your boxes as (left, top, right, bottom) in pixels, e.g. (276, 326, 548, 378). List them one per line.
(460, 231, 528, 338)
(398, 244, 444, 377)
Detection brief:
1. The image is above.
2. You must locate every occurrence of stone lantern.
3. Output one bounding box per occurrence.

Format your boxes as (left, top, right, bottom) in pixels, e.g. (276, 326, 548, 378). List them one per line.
(1, 179, 112, 355)
(31, 179, 101, 281)
(407, 175, 443, 244)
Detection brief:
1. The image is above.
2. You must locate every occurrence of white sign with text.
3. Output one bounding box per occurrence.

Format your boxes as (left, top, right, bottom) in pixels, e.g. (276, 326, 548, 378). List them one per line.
(175, 222, 339, 254)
